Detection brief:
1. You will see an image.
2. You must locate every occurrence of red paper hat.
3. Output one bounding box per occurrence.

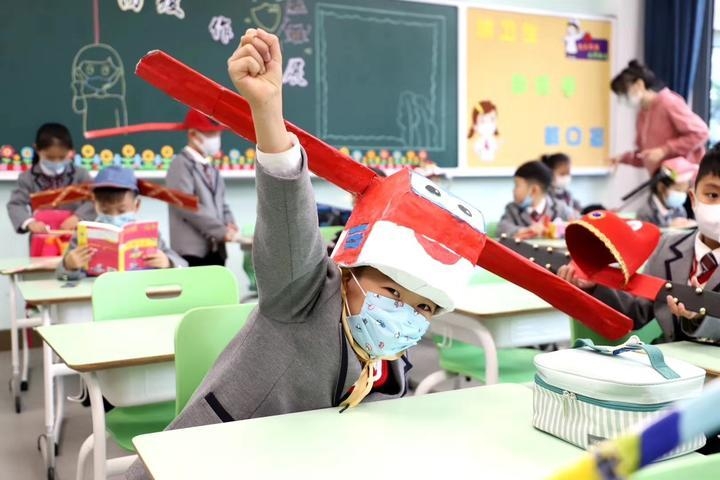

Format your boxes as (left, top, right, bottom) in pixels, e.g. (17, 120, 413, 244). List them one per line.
(182, 109, 226, 132)
(664, 157, 698, 184)
(565, 211, 661, 285)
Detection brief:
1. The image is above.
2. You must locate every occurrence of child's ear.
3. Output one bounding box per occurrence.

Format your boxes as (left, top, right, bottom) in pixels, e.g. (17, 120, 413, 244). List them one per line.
(134, 197, 142, 212)
(689, 189, 696, 209)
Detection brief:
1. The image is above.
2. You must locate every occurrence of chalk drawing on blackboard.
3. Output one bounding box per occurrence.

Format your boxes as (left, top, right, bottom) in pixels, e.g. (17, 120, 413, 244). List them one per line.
(286, 0, 308, 16)
(467, 100, 499, 162)
(397, 92, 438, 148)
(156, 0, 185, 19)
(117, 0, 144, 13)
(283, 58, 309, 87)
(209, 16, 235, 45)
(317, 5, 447, 151)
(71, 44, 128, 133)
(283, 23, 312, 45)
(250, 3, 283, 32)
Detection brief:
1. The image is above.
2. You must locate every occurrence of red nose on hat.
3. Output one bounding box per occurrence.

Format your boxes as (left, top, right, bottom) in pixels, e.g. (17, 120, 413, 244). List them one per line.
(183, 109, 226, 132)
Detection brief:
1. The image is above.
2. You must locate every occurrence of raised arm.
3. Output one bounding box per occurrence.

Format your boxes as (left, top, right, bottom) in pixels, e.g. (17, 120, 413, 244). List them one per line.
(230, 28, 328, 321)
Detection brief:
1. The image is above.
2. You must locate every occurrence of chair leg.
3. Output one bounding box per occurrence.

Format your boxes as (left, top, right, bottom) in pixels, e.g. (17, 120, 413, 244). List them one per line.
(75, 434, 95, 480)
(414, 370, 454, 396)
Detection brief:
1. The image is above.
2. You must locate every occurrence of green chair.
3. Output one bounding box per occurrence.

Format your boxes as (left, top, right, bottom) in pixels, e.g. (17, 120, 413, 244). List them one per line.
(91, 266, 239, 452)
(571, 318, 663, 346)
(485, 221, 498, 238)
(174, 303, 256, 414)
(630, 453, 720, 479)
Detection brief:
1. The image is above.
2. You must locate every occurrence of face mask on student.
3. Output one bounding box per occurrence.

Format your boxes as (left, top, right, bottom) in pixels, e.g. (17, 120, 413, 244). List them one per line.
(345, 272, 429, 359)
(96, 213, 137, 228)
(197, 133, 221, 157)
(554, 175, 571, 189)
(665, 190, 687, 209)
(693, 200, 720, 243)
(39, 158, 69, 176)
(622, 92, 642, 108)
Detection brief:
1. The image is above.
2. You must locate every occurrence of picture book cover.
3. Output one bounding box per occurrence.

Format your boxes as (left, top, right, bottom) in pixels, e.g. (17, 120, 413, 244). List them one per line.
(77, 220, 159, 276)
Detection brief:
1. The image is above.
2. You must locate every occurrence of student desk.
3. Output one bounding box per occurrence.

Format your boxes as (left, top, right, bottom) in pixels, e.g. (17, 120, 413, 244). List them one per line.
(132, 384, 698, 480)
(657, 342, 720, 378)
(17, 277, 94, 478)
(0, 256, 61, 413)
(36, 314, 183, 480)
(418, 281, 569, 390)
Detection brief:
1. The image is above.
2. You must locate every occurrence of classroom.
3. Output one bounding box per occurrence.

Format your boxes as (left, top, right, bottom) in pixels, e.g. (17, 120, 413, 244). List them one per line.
(1, 0, 719, 479)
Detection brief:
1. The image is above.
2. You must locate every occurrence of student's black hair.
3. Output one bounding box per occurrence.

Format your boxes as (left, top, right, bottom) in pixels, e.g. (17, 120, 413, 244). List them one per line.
(92, 187, 139, 205)
(695, 143, 720, 188)
(650, 170, 675, 195)
(33, 123, 74, 165)
(514, 160, 553, 192)
(610, 60, 662, 95)
(540, 153, 570, 171)
(580, 204, 606, 215)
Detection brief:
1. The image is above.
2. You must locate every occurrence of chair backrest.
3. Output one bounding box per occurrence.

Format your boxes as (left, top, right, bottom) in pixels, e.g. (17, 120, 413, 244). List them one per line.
(174, 303, 256, 414)
(92, 266, 239, 321)
(319, 225, 344, 243)
(571, 318, 663, 346)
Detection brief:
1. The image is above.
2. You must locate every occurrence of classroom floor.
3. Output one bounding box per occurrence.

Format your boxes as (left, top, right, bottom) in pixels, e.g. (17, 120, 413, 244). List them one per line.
(0, 337, 465, 480)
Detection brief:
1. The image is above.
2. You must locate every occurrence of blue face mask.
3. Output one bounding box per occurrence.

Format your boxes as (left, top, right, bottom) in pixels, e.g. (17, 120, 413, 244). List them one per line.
(39, 159, 69, 176)
(518, 195, 532, 209)
(665, 190, 687, 209)
(96, 213, 136, 228)
(345, 276, 430, 359)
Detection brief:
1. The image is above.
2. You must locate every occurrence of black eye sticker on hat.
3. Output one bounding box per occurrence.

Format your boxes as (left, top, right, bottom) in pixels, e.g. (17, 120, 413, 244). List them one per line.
(458, 204, 472, 217)
(425, 184, 441, 197)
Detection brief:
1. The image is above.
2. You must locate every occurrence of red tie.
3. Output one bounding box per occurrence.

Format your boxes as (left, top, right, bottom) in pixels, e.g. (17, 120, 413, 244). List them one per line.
(696, 252, 718, 285)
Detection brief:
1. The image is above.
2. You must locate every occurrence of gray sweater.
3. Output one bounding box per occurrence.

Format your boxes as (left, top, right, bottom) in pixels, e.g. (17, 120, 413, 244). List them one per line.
(126, 151, 410, 480)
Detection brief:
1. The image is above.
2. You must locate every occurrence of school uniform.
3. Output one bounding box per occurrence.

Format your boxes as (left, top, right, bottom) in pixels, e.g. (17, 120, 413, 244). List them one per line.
(55, 229, 186, 281)
(635, 193, 687, 228)
(590, 229, 720, 342)
(126, 145, 411, 480)
(550, 186, 582, 213)
(497, 194, 577, 237)
(6, 163, 95, 233)
(166, 147, 235, 266)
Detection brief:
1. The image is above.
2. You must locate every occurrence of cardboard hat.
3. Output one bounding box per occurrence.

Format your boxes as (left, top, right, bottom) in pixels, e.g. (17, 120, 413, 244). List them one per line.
(663, 157, 699, 184)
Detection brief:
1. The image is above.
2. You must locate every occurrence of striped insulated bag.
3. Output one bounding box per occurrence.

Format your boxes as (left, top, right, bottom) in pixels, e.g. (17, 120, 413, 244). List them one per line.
(533, 336, 706, 458)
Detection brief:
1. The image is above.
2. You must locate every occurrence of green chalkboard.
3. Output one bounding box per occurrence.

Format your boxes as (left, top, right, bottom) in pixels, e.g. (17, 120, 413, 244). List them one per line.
(0, 0, 458, 167)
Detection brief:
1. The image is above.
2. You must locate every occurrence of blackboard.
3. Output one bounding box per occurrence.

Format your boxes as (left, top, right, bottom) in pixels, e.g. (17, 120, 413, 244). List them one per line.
(0, 0, 458, 167)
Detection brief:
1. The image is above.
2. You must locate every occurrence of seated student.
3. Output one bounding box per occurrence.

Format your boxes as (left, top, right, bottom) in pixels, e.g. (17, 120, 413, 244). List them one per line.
(541, 152, 582, 213)
(636, 157, 697, 229)
(559, 145, 720, 343)
(127, 28, 468, 479)
(57, 166, 186, 280)
(498, 160, 577, 239)
(7, 123, 95, 234)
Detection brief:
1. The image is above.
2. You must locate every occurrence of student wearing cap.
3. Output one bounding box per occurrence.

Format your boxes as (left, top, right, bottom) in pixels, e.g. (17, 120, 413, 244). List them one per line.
(126, 29, 473, 479)
(57, 166, 186, 280)
(635, 157, 698, 229)
(166, 109, 237, 266)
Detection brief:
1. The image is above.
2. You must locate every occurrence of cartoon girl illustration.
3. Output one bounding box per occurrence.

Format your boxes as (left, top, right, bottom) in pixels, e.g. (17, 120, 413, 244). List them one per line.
(564, 19, 585, 56)
(467, 100, 499, 162)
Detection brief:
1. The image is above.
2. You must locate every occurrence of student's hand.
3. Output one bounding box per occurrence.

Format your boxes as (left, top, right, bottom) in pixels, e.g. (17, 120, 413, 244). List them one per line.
(226, 223, 239, 234)
(223, 228, 237, 243)
(144, 251, 171, 269)
(638, 147, 666, 170)
(514, 227, 538, 240)
(666, 295, 704, 321)
(229, 28, 282, 112)
(557, 263, 596, 290)
(28, 220, 49, 234)
(60, 215, 80, 231)
(64, 246, 94, 271)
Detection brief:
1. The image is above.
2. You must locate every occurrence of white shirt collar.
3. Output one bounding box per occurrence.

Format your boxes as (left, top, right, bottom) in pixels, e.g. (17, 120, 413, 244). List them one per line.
(694, 232, 720, 265)
(528, 197, 547, 216)
(183, 145, 210, 165)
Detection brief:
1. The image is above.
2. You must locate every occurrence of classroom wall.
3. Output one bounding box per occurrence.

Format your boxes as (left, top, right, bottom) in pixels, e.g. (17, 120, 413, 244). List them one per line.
(0, 0, 645, 330)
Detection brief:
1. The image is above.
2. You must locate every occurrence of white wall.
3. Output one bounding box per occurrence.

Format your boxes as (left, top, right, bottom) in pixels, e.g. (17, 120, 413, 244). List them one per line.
(0, 0, 645, 329)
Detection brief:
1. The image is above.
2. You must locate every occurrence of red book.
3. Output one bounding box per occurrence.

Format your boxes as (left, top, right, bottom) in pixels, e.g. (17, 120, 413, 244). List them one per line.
(77, 220, 159, 276)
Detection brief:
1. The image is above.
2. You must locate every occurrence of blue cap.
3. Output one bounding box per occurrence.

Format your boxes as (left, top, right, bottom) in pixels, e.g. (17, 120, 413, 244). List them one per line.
(92, 166, 139, 192)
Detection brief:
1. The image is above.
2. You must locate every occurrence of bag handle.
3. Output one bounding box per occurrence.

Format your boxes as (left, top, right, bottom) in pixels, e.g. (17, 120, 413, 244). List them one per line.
(572, 335, 680, 380)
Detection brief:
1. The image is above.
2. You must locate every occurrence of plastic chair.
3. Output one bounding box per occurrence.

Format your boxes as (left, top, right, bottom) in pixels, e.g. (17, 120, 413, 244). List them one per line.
(174, 303, 256, 414)
(571, 318, 663, 346)
(79, 266, 239, 478)
(485, 221, 498, 238)
(629, 452, 720, 479)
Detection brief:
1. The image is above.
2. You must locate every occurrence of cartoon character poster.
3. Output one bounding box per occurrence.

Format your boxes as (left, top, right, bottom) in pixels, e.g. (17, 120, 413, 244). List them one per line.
(465, 8, 612, 171)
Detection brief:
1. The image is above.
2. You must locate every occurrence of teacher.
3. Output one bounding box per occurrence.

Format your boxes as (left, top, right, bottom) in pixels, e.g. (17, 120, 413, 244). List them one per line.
(610, 60, 709, 174)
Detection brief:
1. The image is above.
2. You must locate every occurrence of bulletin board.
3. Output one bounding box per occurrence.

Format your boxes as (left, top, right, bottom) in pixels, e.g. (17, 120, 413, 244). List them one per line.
(464, 7, 613, 173)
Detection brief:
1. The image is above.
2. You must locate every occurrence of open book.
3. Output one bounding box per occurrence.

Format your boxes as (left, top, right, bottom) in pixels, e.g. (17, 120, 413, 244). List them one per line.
(77, 220, 159, 276)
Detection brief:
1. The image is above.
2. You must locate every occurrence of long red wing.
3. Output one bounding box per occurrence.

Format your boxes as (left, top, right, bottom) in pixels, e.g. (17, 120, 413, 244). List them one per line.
(478, 238, 633, 339)
(137, 179, 199, 211)
(135, 50, 378, 196)
(30, 184, 92, 211)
